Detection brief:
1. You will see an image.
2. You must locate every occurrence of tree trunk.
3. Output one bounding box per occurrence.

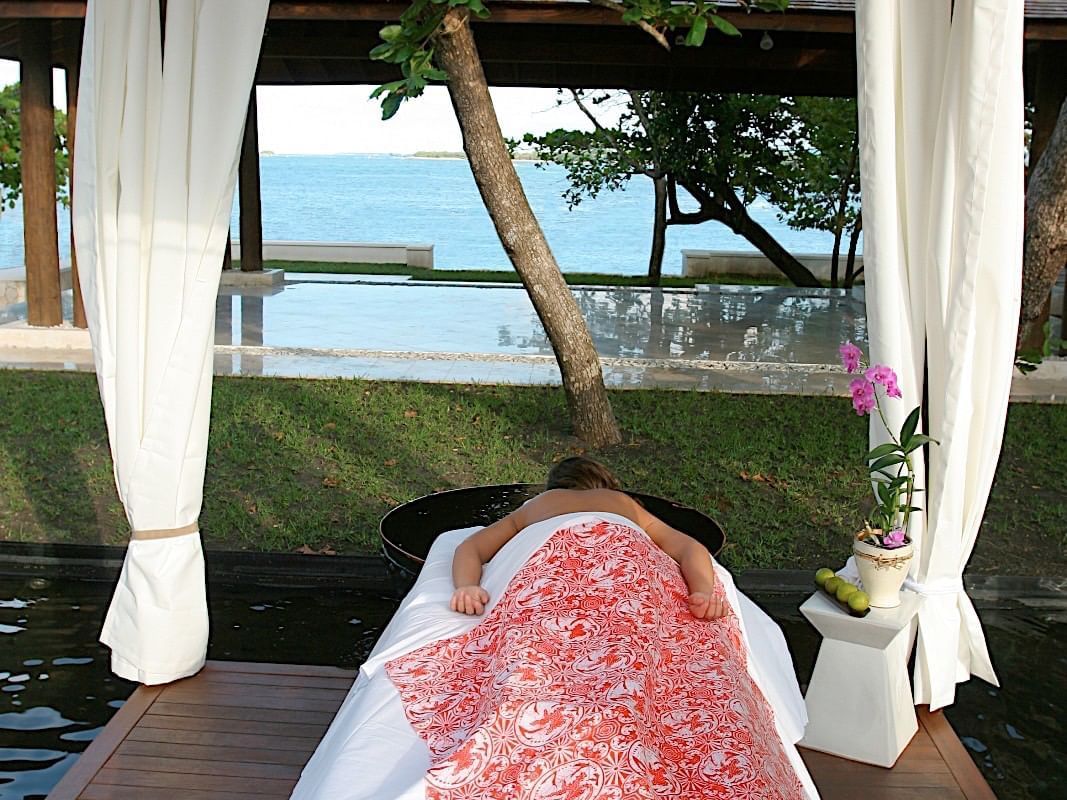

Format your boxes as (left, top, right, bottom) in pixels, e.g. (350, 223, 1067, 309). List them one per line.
(670, 178, 822, 287)
(648, 174, 667, 286)
(1019, 97, 1067, 349)
(724, 203, 822, 287)
(434, 10, 621, 446)
(830, 228, 842, 288)
(844, 211, 863, 289)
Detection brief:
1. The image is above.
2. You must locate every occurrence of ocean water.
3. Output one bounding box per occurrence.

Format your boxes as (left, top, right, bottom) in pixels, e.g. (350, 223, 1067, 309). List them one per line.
(1, 154, 846, 276)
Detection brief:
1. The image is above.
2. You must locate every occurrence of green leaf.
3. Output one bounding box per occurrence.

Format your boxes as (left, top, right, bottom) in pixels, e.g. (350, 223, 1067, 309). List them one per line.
(368, 43, 396, 62)
(900, 406, 921, 448)
(903, 434, 937, 453)
(710, 15, 741, 37)
(369, 80, 405, 100)
(869, 454, 905, 472)
(379, 24, 403, 43)
(381, 94, 404, 121)
(686, 17, 709, 47)
(866, 442, 898, 460)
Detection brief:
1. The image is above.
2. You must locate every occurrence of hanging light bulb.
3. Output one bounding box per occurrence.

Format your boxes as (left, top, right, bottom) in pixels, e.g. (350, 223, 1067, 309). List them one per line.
(760, 31, 774, 51)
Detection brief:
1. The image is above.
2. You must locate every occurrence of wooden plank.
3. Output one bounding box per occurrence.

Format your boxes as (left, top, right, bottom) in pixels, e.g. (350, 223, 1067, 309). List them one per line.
(137, 712, 329, 739)
(126, 725, 322, 752)
(94, 767, 296, 797)
(157, 685, 346, 712)
(115, 739, 315, 766)
(45, 685, 163, 800)
(192, 668, 353, 690)
(103, 753, 303, 781)
(80, 785, 270, 800)
(147, 700, 338, 726)
(20, 17, 63, 326)
(919, 707, 997, 800)
(201, 660, 354, 679)
(816, 790, 966, 800)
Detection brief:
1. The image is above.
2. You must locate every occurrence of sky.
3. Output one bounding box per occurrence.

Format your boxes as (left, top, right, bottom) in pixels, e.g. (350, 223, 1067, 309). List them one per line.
(0, 60, 602, 154)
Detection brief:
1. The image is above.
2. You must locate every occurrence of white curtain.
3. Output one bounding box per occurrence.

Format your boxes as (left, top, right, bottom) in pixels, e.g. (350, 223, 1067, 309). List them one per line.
(73, 0, 268, 684)
(856, 0, 1024, 710)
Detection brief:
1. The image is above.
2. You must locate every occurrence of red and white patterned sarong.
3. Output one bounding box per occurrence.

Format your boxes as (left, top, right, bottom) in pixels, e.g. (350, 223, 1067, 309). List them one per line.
(385, 519, 804, 800)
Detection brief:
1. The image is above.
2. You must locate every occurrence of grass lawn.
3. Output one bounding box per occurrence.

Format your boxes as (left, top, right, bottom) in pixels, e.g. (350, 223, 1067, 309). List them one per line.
(233, 259, 793, 289)
(0, 371, 1062, 574)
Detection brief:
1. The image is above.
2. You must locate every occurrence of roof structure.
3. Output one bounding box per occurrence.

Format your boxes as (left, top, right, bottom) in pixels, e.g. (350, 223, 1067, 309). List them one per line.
(0, 0, 1064, 95)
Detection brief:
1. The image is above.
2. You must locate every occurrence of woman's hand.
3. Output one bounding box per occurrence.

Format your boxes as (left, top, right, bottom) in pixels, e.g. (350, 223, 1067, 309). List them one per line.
(688, 591, 727, 620)
(451, 585, 490, 615)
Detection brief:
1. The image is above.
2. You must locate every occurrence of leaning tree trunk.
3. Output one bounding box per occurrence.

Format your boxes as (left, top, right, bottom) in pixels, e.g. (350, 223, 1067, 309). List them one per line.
(670, 178, 822, 287)
(648, 174, 667, 286)
(435, 10, 621, 446)
(725, 204, 822, 288)
(1019, 96, 1067, 350)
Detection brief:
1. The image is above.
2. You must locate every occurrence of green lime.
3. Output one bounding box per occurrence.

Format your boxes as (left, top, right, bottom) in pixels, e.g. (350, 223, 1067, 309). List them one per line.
(848, 591, 870, 614)
(814, 568, 835, 587)
(823, 576, 842, 595)
(836, 582, 859, 603)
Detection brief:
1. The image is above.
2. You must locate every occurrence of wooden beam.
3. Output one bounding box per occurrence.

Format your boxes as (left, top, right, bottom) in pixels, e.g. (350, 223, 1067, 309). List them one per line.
(21, 18, 62, 327)
(0, 1, 84, 18)
(239, 89, 263, 273)
(65, 55, 85, 328)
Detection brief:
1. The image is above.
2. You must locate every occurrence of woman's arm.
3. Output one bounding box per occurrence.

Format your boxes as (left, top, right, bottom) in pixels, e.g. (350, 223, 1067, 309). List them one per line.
(450, 509, 524, 615)
(631, 500, 726, 620)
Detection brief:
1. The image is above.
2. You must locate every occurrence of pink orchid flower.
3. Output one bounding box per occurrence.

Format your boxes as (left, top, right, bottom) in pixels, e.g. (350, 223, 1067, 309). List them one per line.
(849, 378, 876, 416)
(865, 364, 898, 388)
(882, 528, 907, 549)
(839, 341, 863, 373)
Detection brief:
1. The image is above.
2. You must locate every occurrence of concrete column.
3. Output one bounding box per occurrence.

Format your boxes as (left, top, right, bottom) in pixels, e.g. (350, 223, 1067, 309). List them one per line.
(21, 20, 62, 327)
(238, 88, 263, 273)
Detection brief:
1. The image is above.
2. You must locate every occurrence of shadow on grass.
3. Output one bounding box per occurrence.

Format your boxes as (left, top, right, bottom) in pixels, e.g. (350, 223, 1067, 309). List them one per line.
(0, 372, 125, 545)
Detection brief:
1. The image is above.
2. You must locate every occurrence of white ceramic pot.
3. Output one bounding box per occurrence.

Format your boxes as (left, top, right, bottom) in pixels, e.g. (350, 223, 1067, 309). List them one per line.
(852, 535, 914, 608)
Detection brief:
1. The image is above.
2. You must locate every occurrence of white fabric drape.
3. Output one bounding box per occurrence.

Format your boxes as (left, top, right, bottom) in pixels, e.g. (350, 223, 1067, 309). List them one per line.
(855, 0, 1023, 710)
(73, 0, 268, 684)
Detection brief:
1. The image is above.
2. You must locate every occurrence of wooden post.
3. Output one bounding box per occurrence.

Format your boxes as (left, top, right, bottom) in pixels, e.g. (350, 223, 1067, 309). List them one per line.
(21, 20, 63, 327)
(238, 88, 263, 273)
(66, 56, 86, 328)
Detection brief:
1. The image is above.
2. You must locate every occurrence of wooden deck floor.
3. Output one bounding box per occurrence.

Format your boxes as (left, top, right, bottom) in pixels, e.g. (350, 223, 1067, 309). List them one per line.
(46, 660, 996, 800)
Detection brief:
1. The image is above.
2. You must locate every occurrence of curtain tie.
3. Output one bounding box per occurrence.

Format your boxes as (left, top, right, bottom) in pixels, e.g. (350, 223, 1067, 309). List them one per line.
(131, 522, 200, 541)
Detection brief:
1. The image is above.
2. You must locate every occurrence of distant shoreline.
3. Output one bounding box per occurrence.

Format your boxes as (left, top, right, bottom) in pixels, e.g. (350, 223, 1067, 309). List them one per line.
(258, 151, 541, 160)
(410, 150, 541, 161)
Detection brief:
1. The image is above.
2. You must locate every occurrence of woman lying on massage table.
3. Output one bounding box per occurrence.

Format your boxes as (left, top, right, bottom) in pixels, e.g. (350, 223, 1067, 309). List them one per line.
(449, 456, 727, 622)
(291, 457, 819, 799)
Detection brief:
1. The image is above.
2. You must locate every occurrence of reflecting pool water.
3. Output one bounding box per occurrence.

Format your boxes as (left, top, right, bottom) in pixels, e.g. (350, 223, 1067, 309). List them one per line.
(0, 575, 1062, 799)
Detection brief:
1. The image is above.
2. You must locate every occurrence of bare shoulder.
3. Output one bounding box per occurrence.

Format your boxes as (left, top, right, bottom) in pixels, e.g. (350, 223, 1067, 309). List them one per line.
(520, 488, 645, 526)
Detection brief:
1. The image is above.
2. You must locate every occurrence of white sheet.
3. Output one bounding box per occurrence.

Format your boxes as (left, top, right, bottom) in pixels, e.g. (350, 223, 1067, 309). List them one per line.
(292, 513, 819, 799)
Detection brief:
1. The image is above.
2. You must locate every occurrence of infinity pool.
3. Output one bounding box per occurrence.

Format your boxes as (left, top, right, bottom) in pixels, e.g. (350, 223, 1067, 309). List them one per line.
(0, 573, 1062, 800)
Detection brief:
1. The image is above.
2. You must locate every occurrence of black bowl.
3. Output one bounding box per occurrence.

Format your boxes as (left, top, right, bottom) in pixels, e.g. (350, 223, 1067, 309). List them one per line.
(379, 483, 725, 576)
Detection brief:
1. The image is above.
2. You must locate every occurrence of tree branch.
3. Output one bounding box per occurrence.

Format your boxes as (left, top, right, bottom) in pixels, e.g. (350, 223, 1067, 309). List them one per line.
(627, 89, 664, 166)
(586, 0, 671, 50)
